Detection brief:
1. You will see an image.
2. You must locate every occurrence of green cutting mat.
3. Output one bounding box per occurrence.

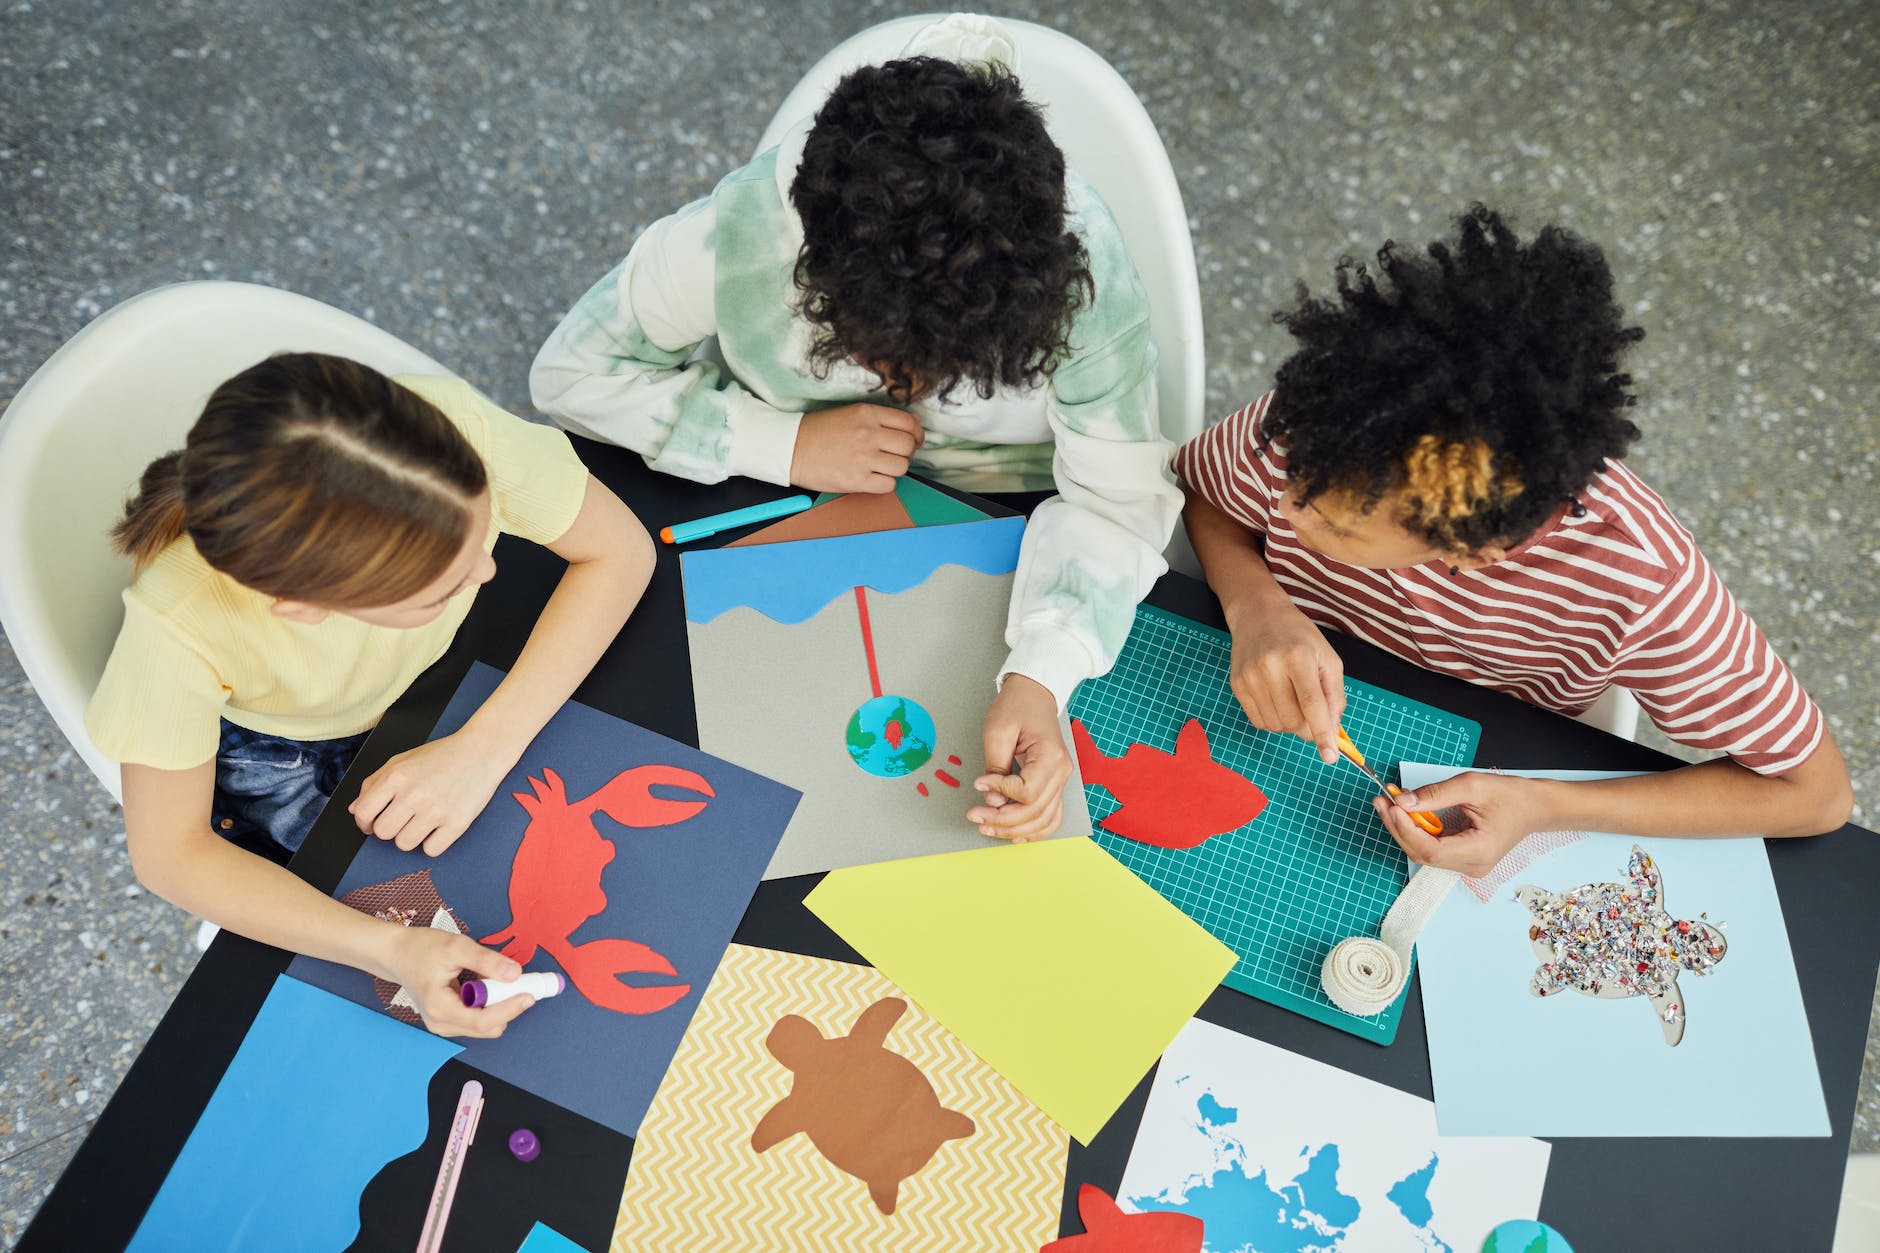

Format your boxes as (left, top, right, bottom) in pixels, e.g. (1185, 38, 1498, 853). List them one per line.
(1067, 605, 1480, 1044)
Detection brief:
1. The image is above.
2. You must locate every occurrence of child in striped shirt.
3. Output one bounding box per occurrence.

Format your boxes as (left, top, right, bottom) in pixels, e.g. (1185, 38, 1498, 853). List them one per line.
(1177, 205, 1852, 875)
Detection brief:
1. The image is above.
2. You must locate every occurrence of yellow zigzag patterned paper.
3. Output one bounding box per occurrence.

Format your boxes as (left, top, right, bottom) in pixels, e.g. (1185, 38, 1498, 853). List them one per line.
(612, 944, 1068, 1252)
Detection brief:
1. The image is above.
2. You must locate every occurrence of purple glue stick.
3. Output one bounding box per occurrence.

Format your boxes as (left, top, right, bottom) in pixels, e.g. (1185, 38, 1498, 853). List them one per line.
(461, 971, 566, 1009)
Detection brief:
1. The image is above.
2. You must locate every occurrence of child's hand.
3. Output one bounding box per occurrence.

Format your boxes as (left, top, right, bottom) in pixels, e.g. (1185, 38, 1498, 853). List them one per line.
(1371, 772, 1558, 878)
(1226, 600, 1346, 763)
(350, 730, 511, 856)
(789, 403, 925, 494)
(379, 926, 535, 1039)
(969, 674, 1072, 843)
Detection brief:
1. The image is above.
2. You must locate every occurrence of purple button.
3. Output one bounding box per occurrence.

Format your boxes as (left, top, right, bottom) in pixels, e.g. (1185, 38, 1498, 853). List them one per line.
(508, 1128, 540, 1162)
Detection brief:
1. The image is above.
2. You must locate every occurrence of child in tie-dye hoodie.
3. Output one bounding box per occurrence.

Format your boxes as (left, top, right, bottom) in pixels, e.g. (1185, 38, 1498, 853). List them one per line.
(531, 16, 1179, 840)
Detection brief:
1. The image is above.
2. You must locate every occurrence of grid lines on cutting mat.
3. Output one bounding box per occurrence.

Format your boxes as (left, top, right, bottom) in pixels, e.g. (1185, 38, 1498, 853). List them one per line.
(1068, 606, 1479, 1044)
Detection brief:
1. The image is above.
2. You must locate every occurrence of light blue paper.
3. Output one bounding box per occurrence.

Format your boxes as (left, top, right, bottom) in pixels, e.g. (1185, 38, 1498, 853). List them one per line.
(681, 515, 1023, 625)
(1405, 764, 1829, 1137)
(129, 975, 460, 1252)
(517, 1221, 592, 1253)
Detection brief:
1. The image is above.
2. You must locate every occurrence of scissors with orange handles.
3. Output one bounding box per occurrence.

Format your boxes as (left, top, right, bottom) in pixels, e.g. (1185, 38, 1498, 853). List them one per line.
(1335, 727, 1445, 835)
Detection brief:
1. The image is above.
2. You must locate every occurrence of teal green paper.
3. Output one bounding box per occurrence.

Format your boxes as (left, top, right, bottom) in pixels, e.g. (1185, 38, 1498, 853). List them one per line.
(813, 476, 991, 528)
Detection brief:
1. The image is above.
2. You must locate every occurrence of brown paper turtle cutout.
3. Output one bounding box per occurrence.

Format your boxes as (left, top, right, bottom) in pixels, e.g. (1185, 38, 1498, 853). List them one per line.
(750, 996, 975, 1214)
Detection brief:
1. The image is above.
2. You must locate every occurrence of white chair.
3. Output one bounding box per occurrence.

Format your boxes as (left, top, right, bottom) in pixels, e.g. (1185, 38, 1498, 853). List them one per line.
(1835, 1153, 1880, 1253)
(0, 282, 452, 804)
(1573, 684, 1641, 742)
(752, 14, 1207, 448)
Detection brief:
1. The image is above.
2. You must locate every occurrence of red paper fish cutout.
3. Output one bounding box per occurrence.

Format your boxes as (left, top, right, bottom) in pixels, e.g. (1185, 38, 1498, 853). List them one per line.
(1041, 1184, 1204, 1253)
(1070, 717, 1268, 849)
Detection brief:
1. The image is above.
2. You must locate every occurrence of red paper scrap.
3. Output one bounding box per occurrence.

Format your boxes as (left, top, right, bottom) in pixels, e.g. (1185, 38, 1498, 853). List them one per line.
(1041, 1184, 1203, 1252)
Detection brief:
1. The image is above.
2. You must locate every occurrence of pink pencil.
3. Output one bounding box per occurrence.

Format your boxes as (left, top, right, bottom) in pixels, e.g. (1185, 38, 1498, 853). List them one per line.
(416, 1079, 483, 1253)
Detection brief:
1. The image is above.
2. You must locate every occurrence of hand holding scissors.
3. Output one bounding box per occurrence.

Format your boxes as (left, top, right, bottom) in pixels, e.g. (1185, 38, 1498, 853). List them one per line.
(1335, 726, 1445, 835)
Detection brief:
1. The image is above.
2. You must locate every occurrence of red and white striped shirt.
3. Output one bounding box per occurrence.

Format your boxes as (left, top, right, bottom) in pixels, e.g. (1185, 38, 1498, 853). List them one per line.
(1174, 392, 1825, 775)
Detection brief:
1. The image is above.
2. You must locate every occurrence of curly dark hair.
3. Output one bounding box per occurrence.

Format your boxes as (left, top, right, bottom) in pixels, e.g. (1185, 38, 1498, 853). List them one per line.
(789, 56, 1094, 403)
(1264, 204, 1645, 552)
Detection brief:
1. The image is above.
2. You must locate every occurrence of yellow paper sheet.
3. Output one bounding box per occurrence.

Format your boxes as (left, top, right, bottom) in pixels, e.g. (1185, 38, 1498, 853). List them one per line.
(804, 837, 1237, 1143)
(612, 944, 1065, 1252)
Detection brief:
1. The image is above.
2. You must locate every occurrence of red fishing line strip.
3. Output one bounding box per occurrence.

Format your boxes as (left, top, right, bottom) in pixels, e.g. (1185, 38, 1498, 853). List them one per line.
(853, 585, 883, 699)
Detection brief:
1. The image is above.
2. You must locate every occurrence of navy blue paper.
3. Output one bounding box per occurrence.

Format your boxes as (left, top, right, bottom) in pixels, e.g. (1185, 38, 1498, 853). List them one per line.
(288, 661, 800, 1137)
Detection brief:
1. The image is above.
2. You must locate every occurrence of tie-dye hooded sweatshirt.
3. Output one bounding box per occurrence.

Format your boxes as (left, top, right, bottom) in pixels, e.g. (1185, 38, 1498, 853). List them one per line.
(530, 125, 1180, 710)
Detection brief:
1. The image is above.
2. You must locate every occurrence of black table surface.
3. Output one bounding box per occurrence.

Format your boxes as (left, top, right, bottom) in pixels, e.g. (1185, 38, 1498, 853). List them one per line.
(25, 439, 1880, 1252)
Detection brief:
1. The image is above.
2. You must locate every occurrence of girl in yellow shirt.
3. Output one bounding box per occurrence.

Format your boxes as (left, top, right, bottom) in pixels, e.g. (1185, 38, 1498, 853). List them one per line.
(85, 352, 654, 1038)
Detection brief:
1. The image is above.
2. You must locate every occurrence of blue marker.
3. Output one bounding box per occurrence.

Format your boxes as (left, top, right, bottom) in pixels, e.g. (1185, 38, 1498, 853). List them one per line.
(659, 494, 813, 544)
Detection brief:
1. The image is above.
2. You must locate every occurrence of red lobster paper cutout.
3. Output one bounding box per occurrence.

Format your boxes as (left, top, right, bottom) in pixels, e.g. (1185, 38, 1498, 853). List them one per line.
(1041, 1184, 1203, 1253)
(481, 765, 713, 1015)
(1070, 717, 1268, 849)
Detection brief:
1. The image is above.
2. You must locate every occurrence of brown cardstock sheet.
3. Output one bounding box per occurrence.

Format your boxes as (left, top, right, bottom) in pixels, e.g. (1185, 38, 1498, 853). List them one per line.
(725, 491, 915, 548)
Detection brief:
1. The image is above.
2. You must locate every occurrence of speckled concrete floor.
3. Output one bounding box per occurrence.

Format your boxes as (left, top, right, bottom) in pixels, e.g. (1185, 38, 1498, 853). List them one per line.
(2, 0, 1876, 1245)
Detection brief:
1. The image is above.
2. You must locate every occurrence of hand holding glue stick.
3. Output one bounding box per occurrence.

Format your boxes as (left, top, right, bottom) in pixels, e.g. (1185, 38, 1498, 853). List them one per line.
(461, 970, 566, 1010)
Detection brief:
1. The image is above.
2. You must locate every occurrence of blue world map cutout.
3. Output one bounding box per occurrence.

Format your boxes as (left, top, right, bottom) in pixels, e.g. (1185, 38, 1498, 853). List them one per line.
(1118, 1020, 1549, 1252)
(1129, 1092, 1451, 1252)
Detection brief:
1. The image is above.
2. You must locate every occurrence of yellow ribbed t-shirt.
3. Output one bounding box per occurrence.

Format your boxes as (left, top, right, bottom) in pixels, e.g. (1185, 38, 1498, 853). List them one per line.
(83, 376, 590, 770)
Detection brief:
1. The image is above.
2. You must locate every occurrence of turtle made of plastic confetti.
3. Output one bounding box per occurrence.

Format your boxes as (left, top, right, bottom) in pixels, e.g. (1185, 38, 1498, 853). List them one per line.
(1513, 845, 1726, 1046)
(750, 996, 975, 1214)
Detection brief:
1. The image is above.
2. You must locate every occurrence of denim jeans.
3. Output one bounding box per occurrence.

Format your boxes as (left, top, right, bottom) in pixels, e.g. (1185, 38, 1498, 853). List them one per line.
(211, 721, 369, 854)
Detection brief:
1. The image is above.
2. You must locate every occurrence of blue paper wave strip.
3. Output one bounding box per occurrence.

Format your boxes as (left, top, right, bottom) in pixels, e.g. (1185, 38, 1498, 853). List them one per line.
(128, 975, 460, 1253)
(680, 514, 1025, 625)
